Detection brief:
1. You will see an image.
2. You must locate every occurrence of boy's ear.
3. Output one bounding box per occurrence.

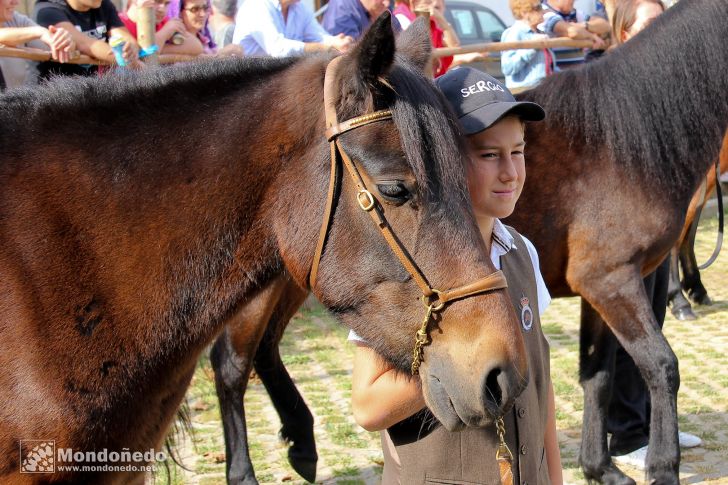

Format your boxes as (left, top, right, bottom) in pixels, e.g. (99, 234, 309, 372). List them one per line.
(395, 17, 432, 73)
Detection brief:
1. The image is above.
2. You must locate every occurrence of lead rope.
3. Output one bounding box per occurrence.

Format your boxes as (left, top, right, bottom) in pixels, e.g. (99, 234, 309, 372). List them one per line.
(698, 158, 724, 270)
(496, 416, 514, 485)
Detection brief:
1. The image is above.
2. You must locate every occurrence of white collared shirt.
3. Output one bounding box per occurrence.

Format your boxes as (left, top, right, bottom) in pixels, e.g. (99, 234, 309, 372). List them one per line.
(349, 219, 551, 343)
(232, 0, 333, 57)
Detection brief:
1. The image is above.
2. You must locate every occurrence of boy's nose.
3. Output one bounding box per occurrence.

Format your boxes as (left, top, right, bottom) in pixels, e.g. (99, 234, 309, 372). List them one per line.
(500, 158, 518, 181)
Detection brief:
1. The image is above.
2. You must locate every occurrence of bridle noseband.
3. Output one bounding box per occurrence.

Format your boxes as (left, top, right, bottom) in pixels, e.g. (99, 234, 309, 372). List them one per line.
(310, 56, 509, 375)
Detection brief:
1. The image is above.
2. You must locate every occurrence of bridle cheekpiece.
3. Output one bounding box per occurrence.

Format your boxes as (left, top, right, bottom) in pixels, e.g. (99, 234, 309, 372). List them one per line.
(310, 56, 509, 375)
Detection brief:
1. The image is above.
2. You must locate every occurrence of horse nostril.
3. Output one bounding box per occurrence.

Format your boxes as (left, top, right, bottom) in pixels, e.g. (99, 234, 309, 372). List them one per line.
(484, 367, 503, 410)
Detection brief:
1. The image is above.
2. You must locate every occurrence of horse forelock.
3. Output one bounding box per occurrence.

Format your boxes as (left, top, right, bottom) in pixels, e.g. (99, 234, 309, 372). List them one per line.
(386, 63, 470, 209)
(522, 0, 728, 197)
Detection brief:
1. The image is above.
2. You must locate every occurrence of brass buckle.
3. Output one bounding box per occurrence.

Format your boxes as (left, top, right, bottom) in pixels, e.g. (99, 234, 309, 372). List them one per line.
(422, 289, 445, 312)
(357, 189, 375, 211)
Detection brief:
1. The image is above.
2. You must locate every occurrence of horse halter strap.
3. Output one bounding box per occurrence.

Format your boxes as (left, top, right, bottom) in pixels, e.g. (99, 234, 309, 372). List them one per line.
(310, 56, 509, 375)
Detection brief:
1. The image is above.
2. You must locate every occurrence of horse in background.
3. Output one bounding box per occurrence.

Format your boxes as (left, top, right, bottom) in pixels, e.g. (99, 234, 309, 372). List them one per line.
(0, 15, 527, 483)
(668, 134, 728, 320)
(211, 1, 728, 483)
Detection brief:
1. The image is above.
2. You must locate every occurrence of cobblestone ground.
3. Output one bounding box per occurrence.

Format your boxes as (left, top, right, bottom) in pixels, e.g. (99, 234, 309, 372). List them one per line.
(156, 215, 728, 485)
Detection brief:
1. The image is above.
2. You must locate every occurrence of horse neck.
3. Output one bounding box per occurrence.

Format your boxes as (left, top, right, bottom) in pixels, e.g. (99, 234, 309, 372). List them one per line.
(143, 58, 330, 321)
(9, 58, 329, 350)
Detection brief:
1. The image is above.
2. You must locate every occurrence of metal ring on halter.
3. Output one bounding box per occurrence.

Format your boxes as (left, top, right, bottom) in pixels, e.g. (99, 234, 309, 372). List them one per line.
(422, 289, 445, 312)
(357, 189, 375, 211)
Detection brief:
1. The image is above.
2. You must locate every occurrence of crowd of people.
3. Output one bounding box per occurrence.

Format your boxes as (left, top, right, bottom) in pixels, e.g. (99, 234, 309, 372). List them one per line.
(0, 0, 629, 90)
(0, 0, 668, 91)
(0, 0, 704, 482)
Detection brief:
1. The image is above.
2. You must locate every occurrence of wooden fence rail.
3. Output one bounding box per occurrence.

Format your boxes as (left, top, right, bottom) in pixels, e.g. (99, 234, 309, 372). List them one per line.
(0, 44, 195, 65)
(432, 37, 593, 58)
(1, 37, 593, 66)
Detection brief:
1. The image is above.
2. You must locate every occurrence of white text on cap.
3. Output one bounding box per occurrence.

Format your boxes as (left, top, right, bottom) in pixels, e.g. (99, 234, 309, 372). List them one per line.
(460, 80, 505, 98)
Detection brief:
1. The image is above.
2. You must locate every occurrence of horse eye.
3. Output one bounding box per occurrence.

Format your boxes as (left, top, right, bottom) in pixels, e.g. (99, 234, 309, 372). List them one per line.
(376, 182, 410, 204)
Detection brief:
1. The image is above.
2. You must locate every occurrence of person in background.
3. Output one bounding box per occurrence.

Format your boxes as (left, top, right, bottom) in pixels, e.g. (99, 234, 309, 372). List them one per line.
(393, 0, 455, 77)
(501, 0, 555, 90)
(1, 0, 74, 88)
(322, 0, 394, 40)
(540, 0, 610, 67)
(178, 0, 241, 55)
(34, 0, 140, 77)
(610, 0, 662, 45)
(605, 0, 702, 470)
(120, 0, 203, 55)
(209, 0, 235, 48)
(233, 0, 352, 57)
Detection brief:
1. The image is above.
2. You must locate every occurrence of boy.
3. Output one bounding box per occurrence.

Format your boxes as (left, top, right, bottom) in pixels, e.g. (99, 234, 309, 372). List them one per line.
(350, 67, 563, 485)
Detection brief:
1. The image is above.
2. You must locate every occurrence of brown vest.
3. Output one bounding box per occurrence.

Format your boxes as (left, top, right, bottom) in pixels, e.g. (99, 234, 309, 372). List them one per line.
(386, 227, 552, 485)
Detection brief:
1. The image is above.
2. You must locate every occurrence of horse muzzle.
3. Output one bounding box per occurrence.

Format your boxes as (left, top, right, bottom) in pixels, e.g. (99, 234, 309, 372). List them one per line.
(420, 350, 529, 432)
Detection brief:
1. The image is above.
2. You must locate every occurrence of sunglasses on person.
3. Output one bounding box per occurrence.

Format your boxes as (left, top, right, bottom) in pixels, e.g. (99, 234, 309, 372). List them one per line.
(184, 4, 210, 14)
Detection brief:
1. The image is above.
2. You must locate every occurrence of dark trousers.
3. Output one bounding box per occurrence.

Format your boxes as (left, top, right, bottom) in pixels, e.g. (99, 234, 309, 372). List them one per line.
(607, 258, 670, 456)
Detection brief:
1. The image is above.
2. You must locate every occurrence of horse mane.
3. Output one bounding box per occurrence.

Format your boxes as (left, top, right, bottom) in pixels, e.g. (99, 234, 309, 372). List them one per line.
(521, 0, 728, 196)
(0, 56, 299, 128)
(0, 50, 467, 207)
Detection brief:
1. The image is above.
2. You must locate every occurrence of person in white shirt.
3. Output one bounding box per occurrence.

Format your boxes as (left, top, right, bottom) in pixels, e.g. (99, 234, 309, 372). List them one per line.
(0, 0, 74, 89)
(232, 0, 353, 57)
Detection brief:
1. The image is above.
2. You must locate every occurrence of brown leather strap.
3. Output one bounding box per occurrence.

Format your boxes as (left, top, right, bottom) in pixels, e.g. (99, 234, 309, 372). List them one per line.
(337, 140, 435, 297)
(325, 110, 395, 141)
(323, 56, 343, 128)
(439, 271, 508, 305)
(309, 141, 340, 289)
(313, 55, 508, 300)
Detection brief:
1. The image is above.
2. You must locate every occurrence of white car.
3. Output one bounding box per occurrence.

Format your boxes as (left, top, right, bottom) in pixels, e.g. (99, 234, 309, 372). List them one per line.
(444, 0, 510, 80)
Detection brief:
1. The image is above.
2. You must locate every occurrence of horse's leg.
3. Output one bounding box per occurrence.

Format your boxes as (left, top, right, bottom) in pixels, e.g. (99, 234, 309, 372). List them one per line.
(578, 299, 636, 485)
(210, 276, 290, 485)
(667, 247, 696, 320)
(253, 288, 315, 482)
(679, 205, 712, 306)
(580, 270, 680, 485)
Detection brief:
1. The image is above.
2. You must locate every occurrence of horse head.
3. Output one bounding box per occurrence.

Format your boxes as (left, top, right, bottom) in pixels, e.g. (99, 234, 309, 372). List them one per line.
(281, 14, 528, 429)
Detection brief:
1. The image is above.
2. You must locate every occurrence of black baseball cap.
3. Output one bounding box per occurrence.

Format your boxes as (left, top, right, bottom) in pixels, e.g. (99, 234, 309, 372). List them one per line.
(435, 67, 545, 135)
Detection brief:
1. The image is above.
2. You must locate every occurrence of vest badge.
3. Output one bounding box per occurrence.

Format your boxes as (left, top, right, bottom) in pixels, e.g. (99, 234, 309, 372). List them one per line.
(520, 295, 533, 332)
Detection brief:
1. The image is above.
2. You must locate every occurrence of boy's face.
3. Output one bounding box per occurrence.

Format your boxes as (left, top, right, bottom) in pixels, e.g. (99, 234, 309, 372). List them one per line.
(465, 115, 526, 221)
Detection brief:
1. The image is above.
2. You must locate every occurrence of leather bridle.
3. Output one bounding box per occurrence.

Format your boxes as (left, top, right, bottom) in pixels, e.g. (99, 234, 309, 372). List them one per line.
(309, 56, 509, 375)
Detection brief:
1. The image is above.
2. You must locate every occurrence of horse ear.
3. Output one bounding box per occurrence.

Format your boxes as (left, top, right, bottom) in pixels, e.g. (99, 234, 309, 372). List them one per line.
(350, 10, 396, 84)
(395, 17, 432, 73)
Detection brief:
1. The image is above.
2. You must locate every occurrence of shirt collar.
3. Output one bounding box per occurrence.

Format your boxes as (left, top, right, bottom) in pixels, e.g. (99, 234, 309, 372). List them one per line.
(543, 1, 577, 21)
(492, 219, 517, 256)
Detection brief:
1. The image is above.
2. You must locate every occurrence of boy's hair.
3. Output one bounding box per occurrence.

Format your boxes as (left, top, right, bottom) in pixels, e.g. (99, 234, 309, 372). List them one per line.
(509, 0, 542, 20)
(611, 0, 665, 46)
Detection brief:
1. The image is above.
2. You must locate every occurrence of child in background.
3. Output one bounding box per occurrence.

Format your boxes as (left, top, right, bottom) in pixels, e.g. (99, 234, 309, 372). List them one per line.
(500, 0, 555, 91)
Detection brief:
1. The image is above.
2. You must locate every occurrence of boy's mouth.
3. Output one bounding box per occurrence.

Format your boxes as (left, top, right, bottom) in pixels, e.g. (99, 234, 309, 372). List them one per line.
(492, 188, 516, 197)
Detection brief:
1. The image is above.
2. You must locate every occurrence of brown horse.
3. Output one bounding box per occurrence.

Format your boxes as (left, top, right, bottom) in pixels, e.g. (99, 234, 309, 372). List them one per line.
(212, 1, 728, 484)
(0, 16, 528, 483)
(667, 134, 728, 320)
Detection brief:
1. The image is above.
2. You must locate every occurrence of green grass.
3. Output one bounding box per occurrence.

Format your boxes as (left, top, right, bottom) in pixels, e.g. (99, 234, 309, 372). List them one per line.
(156, 216, 728, 485)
